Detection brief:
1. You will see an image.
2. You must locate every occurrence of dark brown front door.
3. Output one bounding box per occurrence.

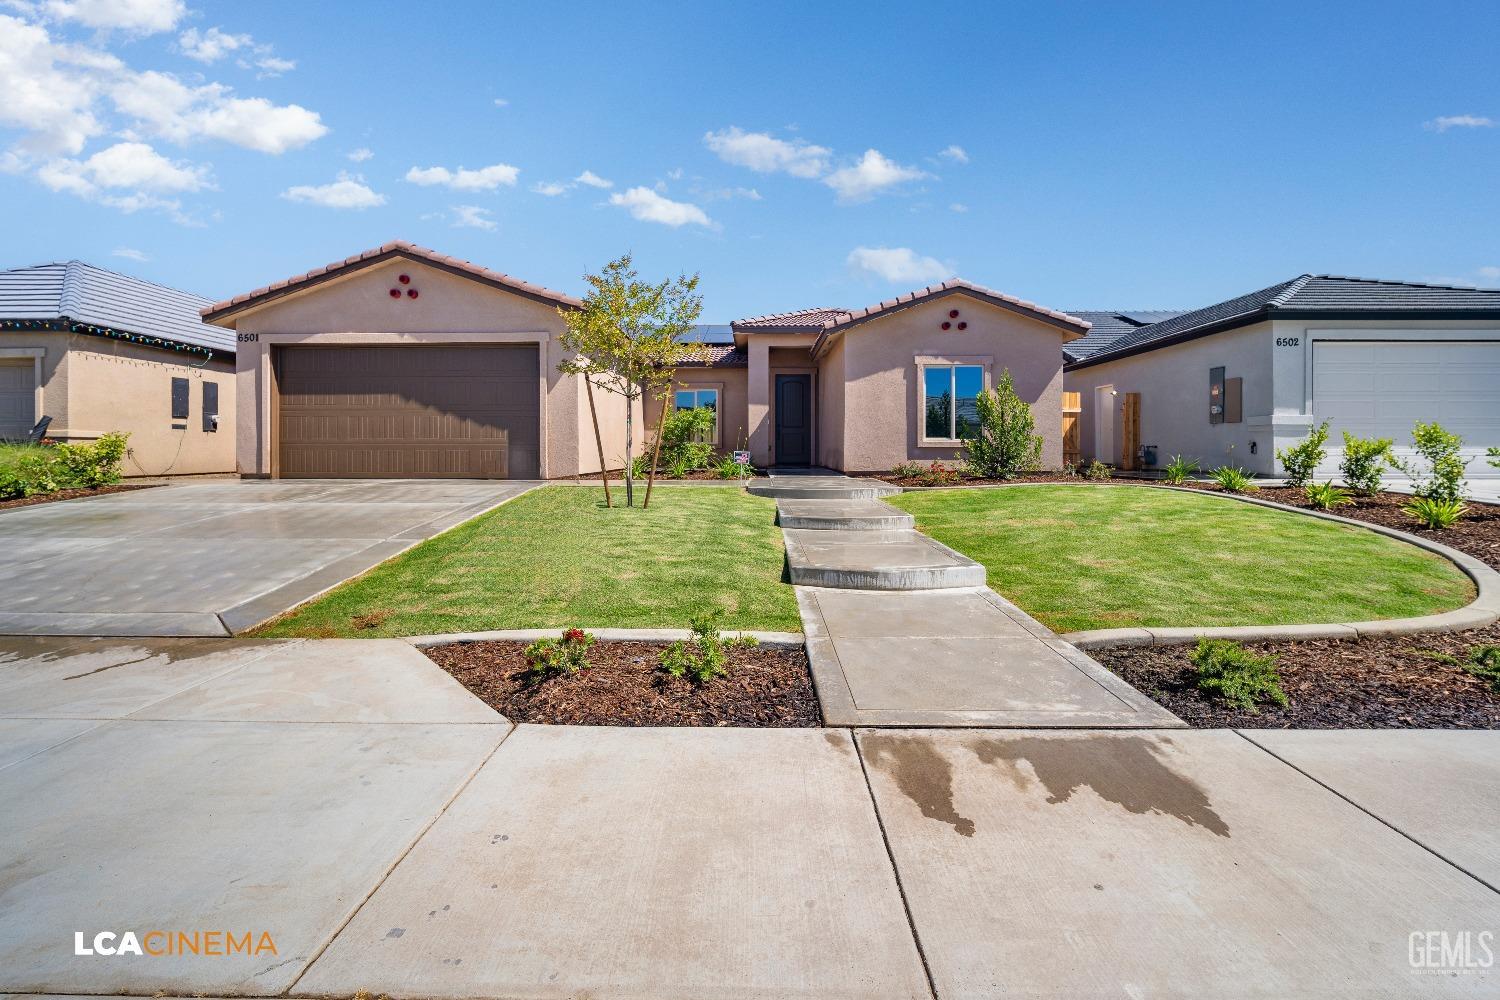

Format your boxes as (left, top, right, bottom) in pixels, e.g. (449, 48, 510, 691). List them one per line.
(774, 374, 812, 466)
(276, 344, 540, 479)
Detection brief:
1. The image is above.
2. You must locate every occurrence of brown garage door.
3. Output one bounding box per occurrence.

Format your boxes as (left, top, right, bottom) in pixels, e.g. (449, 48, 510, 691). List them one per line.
(276, 345, 540, 479)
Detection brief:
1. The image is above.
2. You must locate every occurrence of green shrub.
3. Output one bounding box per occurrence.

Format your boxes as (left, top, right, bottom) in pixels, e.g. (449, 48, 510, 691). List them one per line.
(0, 447, 59, 498)
(1275, 420, 1330, 489)
(642, 407, 716, 477)
(962, 369, 1042, 479)
(524, 628, 595, 676)
(890, 460, 925, 479)
(1488, 446, 1500, 471)
(660, 610, 757, 683)
(1460, 645, 1500, 691)
(1209, 465, 1258, 493)
(54, 431, 131, 488)
(913, 461, 963, 487)
(1161, 454, 1199, 485)
(1396, 421, 1469, 504)
(1189, 638, 1288, 712)
(710, 453, 751, 479)
(1060, 461, 1078, 478)
(1340, 432, 1394, 496)
(1402, 496, 1466, 530)
(1304, 481, 1354, 512)
(1084, 459, 1111, 481)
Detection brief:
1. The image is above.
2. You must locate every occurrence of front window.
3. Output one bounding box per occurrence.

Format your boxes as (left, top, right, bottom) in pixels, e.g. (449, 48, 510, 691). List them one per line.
(923, 365, 983, 440)
(674, 388, 718, 442)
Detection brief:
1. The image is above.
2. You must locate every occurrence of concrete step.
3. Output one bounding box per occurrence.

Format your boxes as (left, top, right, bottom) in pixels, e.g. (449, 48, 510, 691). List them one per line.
(782, 528, 986, 590)
(749, 476, 901, 501)
(776, 498, 916, 531)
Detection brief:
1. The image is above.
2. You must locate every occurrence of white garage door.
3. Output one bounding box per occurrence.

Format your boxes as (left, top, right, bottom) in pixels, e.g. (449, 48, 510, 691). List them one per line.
(1314, 340, 1500, 478)
(0, 359, 36, 439)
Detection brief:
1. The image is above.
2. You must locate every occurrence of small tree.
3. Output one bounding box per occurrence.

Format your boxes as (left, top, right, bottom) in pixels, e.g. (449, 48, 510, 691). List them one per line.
(1396, 421, 1469, 504)
(962, 369, 1042, 478)
(557, 255, 702, 507)
(1339, 432, 1394, 496)
(1275, 420, 1330, 489)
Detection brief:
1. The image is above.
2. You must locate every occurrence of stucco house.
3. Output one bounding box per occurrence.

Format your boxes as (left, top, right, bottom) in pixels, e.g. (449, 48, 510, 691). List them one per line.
(1064, 276, 1500, 479)
(0, 261, 236, 476)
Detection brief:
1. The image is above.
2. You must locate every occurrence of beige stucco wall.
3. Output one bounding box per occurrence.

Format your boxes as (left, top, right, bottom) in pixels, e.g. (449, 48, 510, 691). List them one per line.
(825, 296, 1073, 473)
(1, 330, 236, 475)
(0, 331, 69, 431)
(817, 334, 847, 470)
(1063, 321, 1272, 474)
(226, 257, 600, 479)
(646, 366, 750, 454)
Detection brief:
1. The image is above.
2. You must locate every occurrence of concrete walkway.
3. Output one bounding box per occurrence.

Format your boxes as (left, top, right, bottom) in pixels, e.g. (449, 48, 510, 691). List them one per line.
(0, 479, 533, 637)
(764, 472, 1180, 728)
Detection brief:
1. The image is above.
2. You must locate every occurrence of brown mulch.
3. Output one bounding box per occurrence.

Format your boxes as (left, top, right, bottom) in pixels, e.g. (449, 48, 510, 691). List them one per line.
(878, 471, 1112, 488)
(1093, 623, 1500, 729)
(0, 483, 157, 511)
(426, 639, 821, 727)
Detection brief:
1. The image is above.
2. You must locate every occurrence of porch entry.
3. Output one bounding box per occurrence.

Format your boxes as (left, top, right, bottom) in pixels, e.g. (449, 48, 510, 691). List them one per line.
(775, 374, 812, 466)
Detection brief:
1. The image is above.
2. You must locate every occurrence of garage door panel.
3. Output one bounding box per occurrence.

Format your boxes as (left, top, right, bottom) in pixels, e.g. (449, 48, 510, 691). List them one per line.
(277, 345, 539, 479)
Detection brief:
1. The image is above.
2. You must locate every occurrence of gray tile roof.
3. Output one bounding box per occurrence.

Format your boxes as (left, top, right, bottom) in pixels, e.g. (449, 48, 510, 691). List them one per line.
(1061, 311, 1185, 362)
(1065, 275, 1500, 369)
(0, 261, 232, 355)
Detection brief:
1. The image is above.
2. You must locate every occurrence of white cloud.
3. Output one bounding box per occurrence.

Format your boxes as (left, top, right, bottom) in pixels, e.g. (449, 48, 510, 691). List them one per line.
(282, 172, 385, 209)
(939, 144, 969, 163)
(249, 55, 294, 76)
(110, 70, 326, 153)
(824, 149, 929, 202)
(405, 162, 520, 190)
(0, 14, 117, 155)
(667, 167, 683, 180)
(609, 186, 712, 227)
(949, 202, 968, 213)
(696, 185, 762, 202)
(111, 246, 149, 261)
(346, 146, 372, 162)
(45, 0, 185, 33)
(452, 204, 496, 230)
(847, 246, 952, 285)
(1424, 114, 1496, 132)
(574, 169, 612, 189)
(178, 26, 249, 62)
(38, 140, 210, 207)
(703, 126, 830, 178)
(531, 180, 567, 196)
(492, 97, 508, 107)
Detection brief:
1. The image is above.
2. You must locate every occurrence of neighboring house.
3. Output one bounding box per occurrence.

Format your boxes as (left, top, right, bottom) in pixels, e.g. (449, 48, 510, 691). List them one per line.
(1064, 276, 1500, 478)
(0, 261, 235, 476)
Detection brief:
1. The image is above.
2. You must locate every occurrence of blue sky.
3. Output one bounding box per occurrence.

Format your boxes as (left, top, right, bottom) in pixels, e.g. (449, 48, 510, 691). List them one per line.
(2, 0, 1497, 319)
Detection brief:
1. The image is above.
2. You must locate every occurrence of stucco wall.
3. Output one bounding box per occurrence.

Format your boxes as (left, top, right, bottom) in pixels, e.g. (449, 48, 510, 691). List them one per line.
(830, 296, 1073, 472)
(817, 335, 846, 470)
(646, 366, 750, 454)
(227, 258, 594, 478)
(1063, 321, 1273, 474)
(0, 331, 69, 431)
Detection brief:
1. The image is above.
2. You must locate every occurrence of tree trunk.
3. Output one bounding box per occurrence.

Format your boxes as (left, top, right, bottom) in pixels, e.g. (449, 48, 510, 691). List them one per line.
(583, 375, 610, 508)
(643, 388, 671, 509)
(623, 384, 635, 507)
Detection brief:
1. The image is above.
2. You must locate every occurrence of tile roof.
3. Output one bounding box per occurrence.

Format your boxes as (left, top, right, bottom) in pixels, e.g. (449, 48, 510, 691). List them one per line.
(202, 240, 582, 323)
(732, 307, 851, 332)
(1061, 311, 1161, 363)
(1066, 274, 1500, 369)
(0, 261, 230, 354)
(674, 344, 748, 367)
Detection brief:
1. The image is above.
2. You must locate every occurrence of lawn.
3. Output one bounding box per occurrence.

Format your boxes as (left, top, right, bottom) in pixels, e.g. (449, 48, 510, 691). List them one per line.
(886, 485, 1476, 634)
(251, 485, 801, 638)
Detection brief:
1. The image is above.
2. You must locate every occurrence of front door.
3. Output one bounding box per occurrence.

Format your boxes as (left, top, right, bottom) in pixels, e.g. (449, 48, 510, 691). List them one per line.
(775, 374, 812, 466)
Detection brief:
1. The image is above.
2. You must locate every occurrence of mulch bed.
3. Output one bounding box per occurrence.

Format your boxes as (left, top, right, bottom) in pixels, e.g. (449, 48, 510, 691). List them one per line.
(0, 483, 157, 511)
(426, 639, 821, 727)
(878, 471, 1116, 488)
(1093, 623, 1500, 728)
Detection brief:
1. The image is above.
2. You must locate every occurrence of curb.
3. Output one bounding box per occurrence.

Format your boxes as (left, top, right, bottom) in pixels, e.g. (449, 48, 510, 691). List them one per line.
(405, 628, 805, 649)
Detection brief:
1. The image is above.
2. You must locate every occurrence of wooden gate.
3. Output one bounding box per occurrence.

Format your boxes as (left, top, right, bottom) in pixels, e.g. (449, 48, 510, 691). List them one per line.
(1120, 392, 1141, 471)
(1061, 391, 1081, 467)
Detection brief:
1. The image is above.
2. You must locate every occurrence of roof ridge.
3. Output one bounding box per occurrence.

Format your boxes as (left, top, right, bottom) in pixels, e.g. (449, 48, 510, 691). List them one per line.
(58, 260, 85, 317)
(1308, 273, 1500, 293)
(1266, 273, 1313, 308)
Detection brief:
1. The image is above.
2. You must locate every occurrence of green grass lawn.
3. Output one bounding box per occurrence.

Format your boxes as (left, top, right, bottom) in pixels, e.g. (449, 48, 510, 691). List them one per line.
(886, 485, 1475, 634)
(251, 485, 800, 638)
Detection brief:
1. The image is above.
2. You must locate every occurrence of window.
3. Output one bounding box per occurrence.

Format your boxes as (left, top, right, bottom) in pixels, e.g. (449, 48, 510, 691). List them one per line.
(922, 364, 983, 440)
(674, 387, 719, 442)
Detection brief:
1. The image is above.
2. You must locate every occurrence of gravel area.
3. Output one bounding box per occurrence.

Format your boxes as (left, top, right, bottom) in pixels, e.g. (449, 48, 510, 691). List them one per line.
(426, 639, 820, 727)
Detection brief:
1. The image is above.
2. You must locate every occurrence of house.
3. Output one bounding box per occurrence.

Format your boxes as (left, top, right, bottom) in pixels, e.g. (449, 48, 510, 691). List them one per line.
(0, 261, 235, 475)
(1063, 276, 1500, 478)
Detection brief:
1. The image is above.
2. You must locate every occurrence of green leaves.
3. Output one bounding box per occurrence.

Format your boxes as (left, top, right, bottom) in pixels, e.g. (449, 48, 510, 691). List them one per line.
(961, 369, 1042, 478)
(1402, 496, 1467, 530)
(1275, 420, 1330, 488)
(1209, 465, 1258, 493)
(1339, 432, 1394, 496)
(1189, 639, 1288, 712)
(1161, 454, 1200, 485)
(659, 610, 758, 683)
(1304, 481, 1354, 511)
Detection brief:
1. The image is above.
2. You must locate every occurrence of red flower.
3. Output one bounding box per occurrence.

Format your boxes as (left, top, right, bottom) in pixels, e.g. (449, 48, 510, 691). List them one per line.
(564, 628, 587, 642)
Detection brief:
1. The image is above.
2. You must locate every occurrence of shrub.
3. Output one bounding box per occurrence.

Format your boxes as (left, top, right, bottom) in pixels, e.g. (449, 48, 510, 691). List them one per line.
(1402, 496, 1466, 530)
(1189, 639, 1288, 712)
(642, 407, 715, 477)
(1275, 420, 1330, 489)
(1161, 454, 1199, 485)
(1489, 446, 1500, 471)
(962, 369, 1042, 479)
(1084, 459, 1111, 481)
(890, 461, 925, 479)
(710, 453, 751, 479)
(1466, 645, 1500, 691)
(914, 461, 963, 487)
(1209, 465, 1258, 493)
(1060, 461, 1078, 478)
(53, 431, 131, 488)
(1340, 432, 1394, 496)
(1304, 481, 1354, 512)
(0, 447, 59, 498)
(660, 610, 757, 683)
(524, 628, 595, 676)
(1396, 421, 1469, 504)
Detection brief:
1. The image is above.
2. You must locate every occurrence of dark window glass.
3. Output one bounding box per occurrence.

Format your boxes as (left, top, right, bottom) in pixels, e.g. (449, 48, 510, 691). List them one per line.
(924, 367, 951, 438)
(954, 365, 983, 439)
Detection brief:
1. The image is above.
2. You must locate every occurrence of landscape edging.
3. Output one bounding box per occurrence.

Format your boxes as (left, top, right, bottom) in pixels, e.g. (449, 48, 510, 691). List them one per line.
(887, 480, 1500, 649)
(405, 628, 805, 649)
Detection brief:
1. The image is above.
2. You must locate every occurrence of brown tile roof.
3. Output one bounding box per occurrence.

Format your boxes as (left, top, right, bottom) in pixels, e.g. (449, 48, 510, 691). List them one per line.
(201, 240, 583, 323)
(731, 306, 851, 332)
(824, 279, 1089, 339)
(673, 344, 747, 367)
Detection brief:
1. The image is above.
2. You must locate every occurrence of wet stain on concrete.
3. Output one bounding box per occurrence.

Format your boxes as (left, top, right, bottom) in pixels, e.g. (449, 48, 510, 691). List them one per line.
(971, 735, 1230, 838)
(862, 733, 976, 837)
(61, 638, 242, 679)
(822, 731, 851, 755)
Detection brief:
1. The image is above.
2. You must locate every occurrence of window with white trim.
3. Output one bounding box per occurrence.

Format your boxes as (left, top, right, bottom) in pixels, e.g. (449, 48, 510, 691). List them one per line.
(921, 364, 984, 440)
(674, 387, 719, 442)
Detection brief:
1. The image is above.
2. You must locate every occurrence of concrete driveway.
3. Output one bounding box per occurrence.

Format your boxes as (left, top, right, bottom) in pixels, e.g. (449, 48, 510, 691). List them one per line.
(0, 479, 534, 637)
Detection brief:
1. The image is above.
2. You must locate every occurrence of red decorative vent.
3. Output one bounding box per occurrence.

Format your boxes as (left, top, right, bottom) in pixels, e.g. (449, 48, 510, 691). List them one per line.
(398, 274, 411, 284)
(388, 288, 401, 298)
(941, 321, 951, 330)
(407, 289, 419, 299)
(949, 309, 959, 318)
(958, 321, 967, 330)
